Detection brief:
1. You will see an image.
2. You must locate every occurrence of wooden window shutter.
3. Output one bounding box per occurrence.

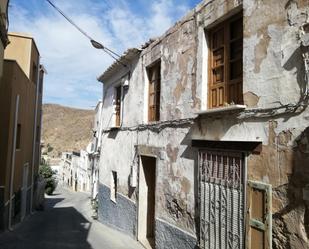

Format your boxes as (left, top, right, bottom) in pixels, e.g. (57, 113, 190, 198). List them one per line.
(148, 61, 161, 122)
(209, 27, 225, 108)
(115, 86, 121, 127)
(208, 12, 243, 108)
(247, 180, 272, 249)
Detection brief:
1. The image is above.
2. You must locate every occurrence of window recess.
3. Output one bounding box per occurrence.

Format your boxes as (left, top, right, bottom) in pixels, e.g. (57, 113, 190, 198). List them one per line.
(147, 61, 161, 122)
(208, 12, 243, 108)
(110, 171, 117, 203)
(114, 86, 121, 127)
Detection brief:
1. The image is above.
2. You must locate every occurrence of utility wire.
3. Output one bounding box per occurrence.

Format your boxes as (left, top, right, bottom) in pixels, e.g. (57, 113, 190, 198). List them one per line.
(45, 0, 126, 66)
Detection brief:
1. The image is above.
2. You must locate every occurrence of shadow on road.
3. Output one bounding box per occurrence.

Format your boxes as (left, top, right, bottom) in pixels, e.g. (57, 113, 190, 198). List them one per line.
(44, 197, 65, 209)
(0, 197, 94, 249)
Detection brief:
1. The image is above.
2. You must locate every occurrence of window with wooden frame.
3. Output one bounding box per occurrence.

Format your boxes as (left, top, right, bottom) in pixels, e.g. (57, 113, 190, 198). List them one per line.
(208, 12, 243, 108)
(147, 61, 161, 122)
(114, 86, 121, 127)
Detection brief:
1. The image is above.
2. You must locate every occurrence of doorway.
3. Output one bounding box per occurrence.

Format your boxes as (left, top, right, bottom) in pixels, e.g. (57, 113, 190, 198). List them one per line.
(21, 163, 29, 221)
(199, 150, 246, 249)
(138, 156, 156, 249)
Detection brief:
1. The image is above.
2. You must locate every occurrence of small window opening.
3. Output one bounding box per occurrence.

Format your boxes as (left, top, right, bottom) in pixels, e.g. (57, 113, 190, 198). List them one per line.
(111, 171, 117, 202)
(16, 123, 21, 149)
(147, 61, 161, 122)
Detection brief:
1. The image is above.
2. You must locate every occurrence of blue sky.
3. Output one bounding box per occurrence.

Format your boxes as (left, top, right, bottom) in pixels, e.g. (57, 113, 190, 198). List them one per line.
(9, 0, 201, 109)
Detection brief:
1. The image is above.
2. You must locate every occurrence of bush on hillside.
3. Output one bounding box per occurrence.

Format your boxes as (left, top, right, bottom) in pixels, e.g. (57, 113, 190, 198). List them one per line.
(39, 163, 56, 195)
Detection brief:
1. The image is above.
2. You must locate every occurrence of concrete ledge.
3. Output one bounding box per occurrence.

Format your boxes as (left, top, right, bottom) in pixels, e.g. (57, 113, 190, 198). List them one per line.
(155, 218, 197, 249)
(98, 184, 137, 238)
(196, 105, 246, 115)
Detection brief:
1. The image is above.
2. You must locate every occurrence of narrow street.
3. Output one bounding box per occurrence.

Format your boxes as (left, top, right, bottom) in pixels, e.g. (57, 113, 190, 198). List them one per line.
(0, 187, 143, 249)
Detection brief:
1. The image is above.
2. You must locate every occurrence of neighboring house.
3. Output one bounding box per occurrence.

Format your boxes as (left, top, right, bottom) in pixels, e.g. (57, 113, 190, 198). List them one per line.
(0, 0, 9, 232)
(62, 151, 80, 191)
(0, 0, 9, 81)
(61, 150, 92, 193)
(0, 32, 45, 231)
(77, 149, 91, 193)
(97, 1, 309, 249)
(89, 101, 103, 200)
(60, 102, 103, 197)
(61, 152, 73, 187)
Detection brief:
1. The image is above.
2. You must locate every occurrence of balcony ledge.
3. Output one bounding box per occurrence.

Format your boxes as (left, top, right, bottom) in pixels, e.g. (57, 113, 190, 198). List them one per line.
(196, 105, 246, 116)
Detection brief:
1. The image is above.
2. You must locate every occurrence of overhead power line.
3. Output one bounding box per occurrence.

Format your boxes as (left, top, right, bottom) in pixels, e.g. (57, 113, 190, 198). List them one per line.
(45, 0, 126, 66)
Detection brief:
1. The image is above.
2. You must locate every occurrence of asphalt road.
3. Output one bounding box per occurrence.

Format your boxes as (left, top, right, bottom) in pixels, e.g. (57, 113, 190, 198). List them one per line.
(0, 187, 143, 249)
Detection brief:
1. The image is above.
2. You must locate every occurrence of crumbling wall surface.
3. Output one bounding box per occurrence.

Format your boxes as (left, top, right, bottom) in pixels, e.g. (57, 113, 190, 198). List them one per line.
(194, 0, 309, 248)
(137, 127, 196, 235)
(121, 56, 144, 127)
(141, 9, 200, 121)
(99, 125, 197, 247)
(243, 0, 309, 109)
(156, 218, 197, 249)
(97, 184, 137, 238)
(248, 124, 309, 249)
(242, 1, 309, 248)
(98, 130, 138, 238)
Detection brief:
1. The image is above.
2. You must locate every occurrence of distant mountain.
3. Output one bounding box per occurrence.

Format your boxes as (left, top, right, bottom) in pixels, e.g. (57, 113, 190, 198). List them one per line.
(42, 104, 94, 160)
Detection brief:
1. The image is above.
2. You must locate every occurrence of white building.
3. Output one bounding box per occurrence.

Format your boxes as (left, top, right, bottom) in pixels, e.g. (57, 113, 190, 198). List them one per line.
(77, 149, 91, 192)
(95, 1, 309, 249)
(89, 101, 103, 200)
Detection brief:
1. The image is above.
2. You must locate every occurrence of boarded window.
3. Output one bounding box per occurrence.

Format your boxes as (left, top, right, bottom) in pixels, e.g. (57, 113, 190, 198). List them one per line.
(111, 171, 117, 203)
(32, 62, 38, 84)
(39, 71, 44, 93)
(115, 86, 121, 127)
(208, 12, 243, 108)
(16, 124, 21, 149)
(36, 125, 40, 142)
(147, 61, 161, 122)
(247, 180, 272, 249)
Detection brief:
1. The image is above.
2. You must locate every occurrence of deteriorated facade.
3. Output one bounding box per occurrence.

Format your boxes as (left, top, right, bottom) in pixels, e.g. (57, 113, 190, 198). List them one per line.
(97, 1, 309, 248)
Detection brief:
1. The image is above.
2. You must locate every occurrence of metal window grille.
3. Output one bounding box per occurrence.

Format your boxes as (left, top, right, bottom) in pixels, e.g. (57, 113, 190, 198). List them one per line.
(199, 150, 246, 249)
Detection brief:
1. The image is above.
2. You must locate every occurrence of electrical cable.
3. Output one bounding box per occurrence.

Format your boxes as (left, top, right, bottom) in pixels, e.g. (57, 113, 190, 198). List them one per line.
(45, 0, 126, 66)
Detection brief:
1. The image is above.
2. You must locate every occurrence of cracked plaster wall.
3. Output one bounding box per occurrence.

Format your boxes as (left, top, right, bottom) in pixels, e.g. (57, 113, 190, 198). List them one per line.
(99, 127, 197, 237)
(99, 5, 201, 243)
(194, 1, 309, 248)
(99, 0, 309, 248)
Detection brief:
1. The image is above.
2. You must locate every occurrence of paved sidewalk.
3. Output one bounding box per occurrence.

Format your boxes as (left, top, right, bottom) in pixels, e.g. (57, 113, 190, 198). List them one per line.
(0, 187, 144, 249)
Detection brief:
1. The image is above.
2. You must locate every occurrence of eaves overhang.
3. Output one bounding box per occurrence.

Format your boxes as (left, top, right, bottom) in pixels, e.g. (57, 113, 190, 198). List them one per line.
(97, 48, 141, 83)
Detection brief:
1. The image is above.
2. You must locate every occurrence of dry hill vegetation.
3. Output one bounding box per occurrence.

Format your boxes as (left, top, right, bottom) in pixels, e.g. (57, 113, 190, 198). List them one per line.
(42, 104, 94, 159)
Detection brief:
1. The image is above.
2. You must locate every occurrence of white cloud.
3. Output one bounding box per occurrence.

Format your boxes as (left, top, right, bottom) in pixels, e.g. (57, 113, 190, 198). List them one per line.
(9, 0, 193, 109)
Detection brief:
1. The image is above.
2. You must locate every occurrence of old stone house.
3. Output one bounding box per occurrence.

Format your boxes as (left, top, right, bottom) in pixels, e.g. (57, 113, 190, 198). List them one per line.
(97, 1, 309, 249)
(61, 149, 93, 193)
(88, 101, 103, 200)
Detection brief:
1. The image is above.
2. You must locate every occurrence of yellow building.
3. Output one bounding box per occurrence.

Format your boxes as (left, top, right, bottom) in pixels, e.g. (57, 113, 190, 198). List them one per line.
(0, 33, 45, 231)
(0, 0, 9, 81)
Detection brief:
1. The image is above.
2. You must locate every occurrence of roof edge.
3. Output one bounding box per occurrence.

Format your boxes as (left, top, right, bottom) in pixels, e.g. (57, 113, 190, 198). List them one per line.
(97, 48, 141, 83)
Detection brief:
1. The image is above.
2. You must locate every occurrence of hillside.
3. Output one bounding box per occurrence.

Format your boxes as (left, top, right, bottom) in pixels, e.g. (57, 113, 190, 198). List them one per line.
(42, 104, 95, 159)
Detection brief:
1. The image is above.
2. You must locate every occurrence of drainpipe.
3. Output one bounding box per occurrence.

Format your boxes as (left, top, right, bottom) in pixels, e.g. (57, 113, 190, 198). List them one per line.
(8, 95, 20, 231)
(30, 62, 41, 214)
